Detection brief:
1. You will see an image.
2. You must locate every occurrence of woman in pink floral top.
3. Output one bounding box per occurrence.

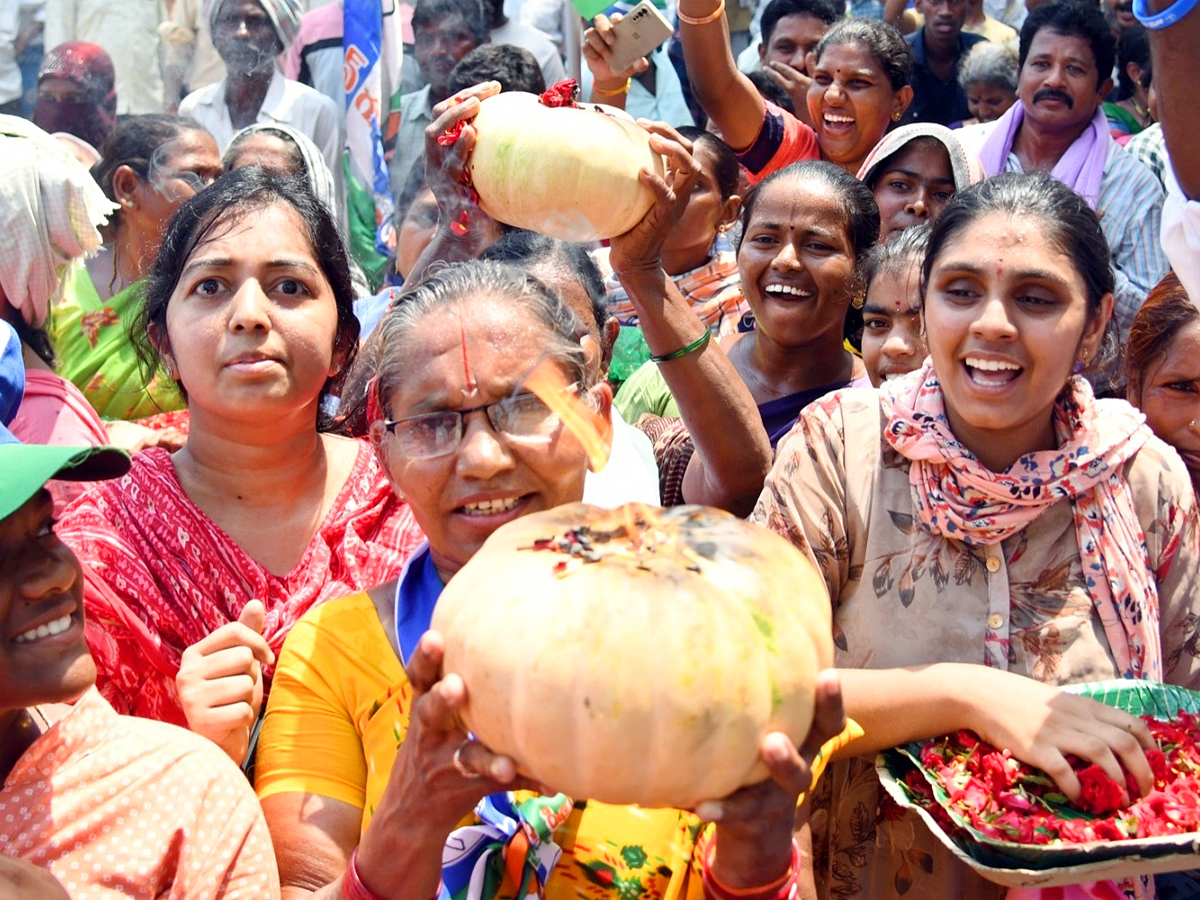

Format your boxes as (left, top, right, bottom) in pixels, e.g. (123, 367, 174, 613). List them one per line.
(753, 173, 1200, 900)
(58, 168, 424, 763)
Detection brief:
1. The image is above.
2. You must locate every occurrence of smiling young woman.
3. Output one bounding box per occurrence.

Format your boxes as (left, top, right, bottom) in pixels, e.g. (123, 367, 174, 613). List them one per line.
(752, 172, 1200, 900)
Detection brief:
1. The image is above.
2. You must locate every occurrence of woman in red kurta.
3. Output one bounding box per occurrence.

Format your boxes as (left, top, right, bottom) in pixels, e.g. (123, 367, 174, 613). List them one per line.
(58, 168, 424, 754)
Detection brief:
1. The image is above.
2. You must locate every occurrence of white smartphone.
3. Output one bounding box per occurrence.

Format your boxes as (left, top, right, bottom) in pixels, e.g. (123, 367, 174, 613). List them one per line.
(606, 1, 674, 74)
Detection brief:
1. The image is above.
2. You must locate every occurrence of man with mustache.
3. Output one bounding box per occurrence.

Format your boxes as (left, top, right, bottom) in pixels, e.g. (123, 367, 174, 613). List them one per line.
(902, 0, 984, 126)
(961, 0, 1168, 346)
(180, 0, 343, 179)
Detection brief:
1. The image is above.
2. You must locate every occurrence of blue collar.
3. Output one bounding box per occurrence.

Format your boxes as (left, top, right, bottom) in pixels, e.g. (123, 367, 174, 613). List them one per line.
(393, 542, 445, 667)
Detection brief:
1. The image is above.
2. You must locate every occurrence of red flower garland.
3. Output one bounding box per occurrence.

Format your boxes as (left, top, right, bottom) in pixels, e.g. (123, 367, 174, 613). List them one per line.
(904, 713, 1200, 845)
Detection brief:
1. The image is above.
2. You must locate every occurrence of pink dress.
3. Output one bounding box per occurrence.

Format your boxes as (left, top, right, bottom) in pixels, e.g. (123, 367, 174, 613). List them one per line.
(58, 442, 425, 727)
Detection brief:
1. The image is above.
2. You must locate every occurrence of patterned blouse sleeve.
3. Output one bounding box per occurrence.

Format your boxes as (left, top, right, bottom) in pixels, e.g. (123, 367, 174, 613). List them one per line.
(1131, 439, 1200, 690)
(751, 393, 852, 608)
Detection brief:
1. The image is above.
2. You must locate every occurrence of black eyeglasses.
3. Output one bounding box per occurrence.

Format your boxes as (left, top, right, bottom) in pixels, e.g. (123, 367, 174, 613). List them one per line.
(383, 385, 580, 459)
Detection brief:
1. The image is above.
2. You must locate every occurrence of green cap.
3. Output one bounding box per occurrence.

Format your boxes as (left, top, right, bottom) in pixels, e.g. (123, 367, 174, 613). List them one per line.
(0, 436, 131, 521)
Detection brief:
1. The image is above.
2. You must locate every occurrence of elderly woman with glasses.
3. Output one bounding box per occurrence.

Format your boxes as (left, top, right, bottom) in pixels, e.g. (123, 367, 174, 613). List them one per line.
(252, 105, 841, 900)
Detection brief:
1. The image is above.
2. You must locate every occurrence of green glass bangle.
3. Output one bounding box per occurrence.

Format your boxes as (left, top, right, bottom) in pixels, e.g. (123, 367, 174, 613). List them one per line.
(650, 326, 712, 363)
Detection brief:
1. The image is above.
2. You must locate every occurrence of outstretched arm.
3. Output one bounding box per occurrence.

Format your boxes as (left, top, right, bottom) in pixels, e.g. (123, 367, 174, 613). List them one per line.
(609, 124, 772, 515)
(675, 0, 768, 151)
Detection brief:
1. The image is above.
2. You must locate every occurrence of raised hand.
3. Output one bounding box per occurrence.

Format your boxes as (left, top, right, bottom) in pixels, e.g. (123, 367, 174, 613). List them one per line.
(176, 599, 274, 764)
(583, 13, 651, 95)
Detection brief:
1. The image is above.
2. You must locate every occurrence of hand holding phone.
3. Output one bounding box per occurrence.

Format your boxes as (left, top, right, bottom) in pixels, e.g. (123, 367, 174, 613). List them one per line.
(585, 1, 673, 79)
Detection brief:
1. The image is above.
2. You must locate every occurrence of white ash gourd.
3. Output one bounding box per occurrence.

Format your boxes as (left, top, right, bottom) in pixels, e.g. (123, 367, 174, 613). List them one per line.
(430, 503, 834, 809)
(466, 89, 664, 242)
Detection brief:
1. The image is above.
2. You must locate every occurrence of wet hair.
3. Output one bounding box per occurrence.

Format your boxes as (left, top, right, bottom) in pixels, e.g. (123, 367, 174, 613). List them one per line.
(1114, 27, 1150, 101)
(1019, 1, 1116, 91)
(223, 125, 307, 174)
(746, 70, 796, 115)
(738, 160, 881, 265)
(448, 44, 545, 95)
(411, 0, 490, 47)
(369, 260, 590, 420)
(1126, 272, 1198, 398)
(760, 0, 843, 48)
(815, 19, 912, 92)
(480, 232, 607, 337)
(678, 126, 740, 201)
(957, 40, 1018, 92)
(92, 114, 212, 224)
(861, 221, 931, 299)
(136, 167, 359, 427)
(922, 171, 1117, 362)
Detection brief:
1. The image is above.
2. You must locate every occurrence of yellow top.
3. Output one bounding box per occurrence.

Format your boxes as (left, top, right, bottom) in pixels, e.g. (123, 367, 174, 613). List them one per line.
(256, 592, 710, 900)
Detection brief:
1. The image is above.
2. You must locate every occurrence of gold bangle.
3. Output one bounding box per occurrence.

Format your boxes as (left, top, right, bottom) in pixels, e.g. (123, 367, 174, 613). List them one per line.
(678, 0, 725, 25)
(593, 78, 631, 96)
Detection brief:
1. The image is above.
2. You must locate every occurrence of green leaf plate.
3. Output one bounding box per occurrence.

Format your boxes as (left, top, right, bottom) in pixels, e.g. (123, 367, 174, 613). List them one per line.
(876, 679, 1200, 887)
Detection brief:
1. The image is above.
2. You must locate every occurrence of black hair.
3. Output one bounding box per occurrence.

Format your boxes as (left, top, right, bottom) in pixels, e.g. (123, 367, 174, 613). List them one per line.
(861, 221, 931, 296)
(92, 114, 212, 223)
(761, 0, 843, 49)
(1115, 27, 1150, 100)
(1139, 56, 1153, 91)
(448, 44, 545, 95)
(922, 172, 1116, 362)
(677, 126, 740, 201)
(136, 167, 360, 429)
(746, 70, 796, 115)
(738, 160, 880, 264)
(815, 19, 912, 91)
(411, 0, 490, 46)
(1018, 1, 1116, 91)
(481, 231, 607, 337)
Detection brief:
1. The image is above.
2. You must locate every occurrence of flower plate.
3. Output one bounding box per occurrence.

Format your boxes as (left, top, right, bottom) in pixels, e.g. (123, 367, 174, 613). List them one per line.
(877, 679, 1200, 888)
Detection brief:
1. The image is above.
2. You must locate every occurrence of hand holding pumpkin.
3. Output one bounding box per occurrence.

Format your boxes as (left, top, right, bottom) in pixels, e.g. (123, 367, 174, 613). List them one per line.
(423, 80, 502, 251)
(383, 630, 537, 838)
(607, 123, 699, 279)
(583, 13, 651, 92)
(700, 670, 845, 889)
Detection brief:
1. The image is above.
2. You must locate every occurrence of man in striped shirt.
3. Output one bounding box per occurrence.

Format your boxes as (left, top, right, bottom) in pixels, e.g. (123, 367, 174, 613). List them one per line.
(957, 0, 1168, 343)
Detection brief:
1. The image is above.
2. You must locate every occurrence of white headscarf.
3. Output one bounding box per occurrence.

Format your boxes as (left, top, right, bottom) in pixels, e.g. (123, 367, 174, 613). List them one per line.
(225, 122, 339, 215)
(0, 116, 117, 327)
(204, 0, 303, 50)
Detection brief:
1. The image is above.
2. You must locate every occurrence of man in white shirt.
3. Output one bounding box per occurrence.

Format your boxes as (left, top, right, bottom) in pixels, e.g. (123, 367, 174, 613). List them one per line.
(180, 0, 343, 178)
(43, 0, 165, 113)
(483, 0, 564, 89)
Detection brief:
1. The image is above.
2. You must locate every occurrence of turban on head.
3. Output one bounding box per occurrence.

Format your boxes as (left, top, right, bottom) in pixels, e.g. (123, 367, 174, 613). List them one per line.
(204, 0, 303, 51)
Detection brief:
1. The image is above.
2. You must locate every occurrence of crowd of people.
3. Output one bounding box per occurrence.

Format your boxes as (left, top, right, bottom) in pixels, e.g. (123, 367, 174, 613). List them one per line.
(2, 0, 1200, 897)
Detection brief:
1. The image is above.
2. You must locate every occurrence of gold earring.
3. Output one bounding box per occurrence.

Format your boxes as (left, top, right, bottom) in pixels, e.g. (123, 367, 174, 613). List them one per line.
(892, 111, 902, 122)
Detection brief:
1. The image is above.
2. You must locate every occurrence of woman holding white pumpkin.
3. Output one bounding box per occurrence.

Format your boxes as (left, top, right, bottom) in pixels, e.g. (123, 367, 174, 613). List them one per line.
(254, 256, 846, 900)
(752, 173, 1200, 900)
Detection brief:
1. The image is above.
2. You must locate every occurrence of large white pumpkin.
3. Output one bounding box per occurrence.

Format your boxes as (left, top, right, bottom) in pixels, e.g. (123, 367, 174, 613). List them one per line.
(430, 503, 834, 809)
(467, 91, 664, 242)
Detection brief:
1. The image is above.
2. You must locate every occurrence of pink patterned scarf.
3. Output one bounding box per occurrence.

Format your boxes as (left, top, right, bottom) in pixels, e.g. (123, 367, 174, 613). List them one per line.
(879, 363, 1161, 680)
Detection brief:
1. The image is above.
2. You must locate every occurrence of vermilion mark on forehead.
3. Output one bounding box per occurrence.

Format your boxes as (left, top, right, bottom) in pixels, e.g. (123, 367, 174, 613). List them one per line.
(460, 320, 478, 398)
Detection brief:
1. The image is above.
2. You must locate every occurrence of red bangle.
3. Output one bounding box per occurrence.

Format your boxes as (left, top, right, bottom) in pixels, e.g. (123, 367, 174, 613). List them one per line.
(342, 848, 387, 900)
(701, 838, 801, 900)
